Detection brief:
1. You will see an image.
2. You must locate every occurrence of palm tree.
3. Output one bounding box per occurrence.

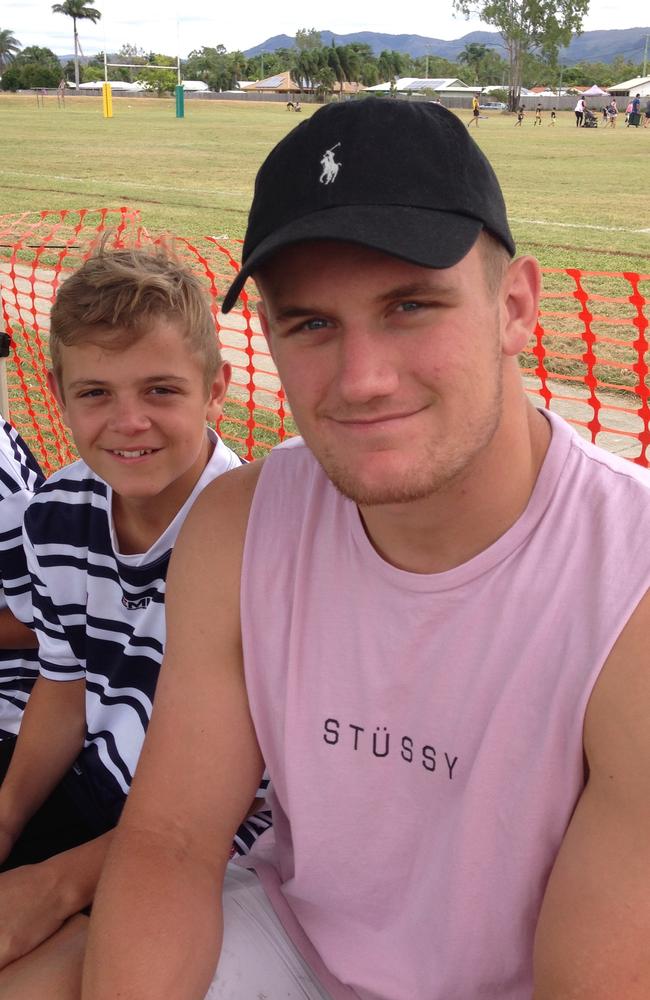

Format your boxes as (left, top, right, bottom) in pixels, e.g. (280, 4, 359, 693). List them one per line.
(458, 43, 490, 85)
(0, 29, 22, 73)
(51, 0, 101, 89)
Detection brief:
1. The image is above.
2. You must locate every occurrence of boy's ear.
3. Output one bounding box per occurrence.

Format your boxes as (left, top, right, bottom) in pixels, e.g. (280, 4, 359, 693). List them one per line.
(47, 370, 69, 423)
(205, 362, 231, 422)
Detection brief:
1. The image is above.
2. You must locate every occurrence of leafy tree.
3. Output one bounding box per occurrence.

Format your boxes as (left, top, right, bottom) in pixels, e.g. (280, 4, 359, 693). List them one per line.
(185, 46, 245, 91)
(0, 45, 61, 88)
(608, 54, 640, 82)
(82, 64, 105, 82)
(51, 0, 101, 89)
(12, 44, 60, 68)
(0, 28, 21, 72)
(295, 28, 322, 51)
(453, 0, 589, 109)
(245, 48, 294, 82)
(0, 65, 21, 89)
(476, 47, 509, 84)
(377, 49, 406, 84)
(315, 65, 336, 96)
(412, 54, 463, 78)
(295, 47, 326, 90)
(458, 42, 489, 82)
(138, 54, 176, 97)
(327, 45, 345, 96)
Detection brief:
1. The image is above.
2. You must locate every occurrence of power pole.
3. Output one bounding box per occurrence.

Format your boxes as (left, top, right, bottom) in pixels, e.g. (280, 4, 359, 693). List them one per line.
(643, 34, 649, 78)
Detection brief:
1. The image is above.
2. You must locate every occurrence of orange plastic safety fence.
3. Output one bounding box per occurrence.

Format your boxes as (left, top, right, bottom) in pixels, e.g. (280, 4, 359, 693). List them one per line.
(520, 268, 650, 465)
(1, 207, 649, 473)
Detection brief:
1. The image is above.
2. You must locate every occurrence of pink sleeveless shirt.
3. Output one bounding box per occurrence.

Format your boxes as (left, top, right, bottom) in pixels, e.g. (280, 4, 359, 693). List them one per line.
(240, 411, 650, 1000)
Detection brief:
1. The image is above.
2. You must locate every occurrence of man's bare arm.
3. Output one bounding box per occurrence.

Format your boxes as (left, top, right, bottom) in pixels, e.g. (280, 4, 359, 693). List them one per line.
(83, 461, 265, 1000)
(533, 589, 650, 998)
(0, 608, 37, 649)
(0, 676, 86, 861)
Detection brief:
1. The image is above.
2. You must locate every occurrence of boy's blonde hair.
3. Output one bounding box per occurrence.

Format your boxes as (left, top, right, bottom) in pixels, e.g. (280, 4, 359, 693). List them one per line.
(49, 246, 222, 394)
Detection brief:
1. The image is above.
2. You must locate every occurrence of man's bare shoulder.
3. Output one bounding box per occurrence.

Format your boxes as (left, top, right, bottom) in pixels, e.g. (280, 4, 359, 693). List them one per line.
(186, 456, 266, 539)
(166, 457, 267, 623)
(584, 584, 650, 769)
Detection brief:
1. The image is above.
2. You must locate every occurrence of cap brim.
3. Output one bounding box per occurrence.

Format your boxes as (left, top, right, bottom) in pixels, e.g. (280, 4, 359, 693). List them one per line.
(221, 205, 484, 313)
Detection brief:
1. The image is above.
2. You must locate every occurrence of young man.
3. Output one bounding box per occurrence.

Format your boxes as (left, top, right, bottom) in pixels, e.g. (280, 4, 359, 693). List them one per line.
(0, 419, 44, 755)
(534, 102, 543, 125)
(0, 249, 269, 979)
(19, 102, 650, 998)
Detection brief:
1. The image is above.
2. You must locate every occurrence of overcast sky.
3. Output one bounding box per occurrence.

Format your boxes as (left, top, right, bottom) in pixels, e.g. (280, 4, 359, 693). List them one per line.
(4, 0, 649, 58)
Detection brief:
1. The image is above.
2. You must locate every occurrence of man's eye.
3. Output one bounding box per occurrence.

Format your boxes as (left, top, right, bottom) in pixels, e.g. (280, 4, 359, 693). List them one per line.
(78, 388, 105, 399)
(149, 386, 175, 396)
(398, 301, 422, 313)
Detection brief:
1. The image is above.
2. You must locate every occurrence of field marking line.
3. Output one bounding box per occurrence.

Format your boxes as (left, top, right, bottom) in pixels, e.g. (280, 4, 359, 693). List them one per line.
(0, 169, 243, 198)
(2, 171, 649, 234)
(511, 216, 650, 235)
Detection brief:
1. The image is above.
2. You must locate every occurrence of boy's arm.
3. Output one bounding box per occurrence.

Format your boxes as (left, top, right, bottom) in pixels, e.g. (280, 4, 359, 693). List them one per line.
(0, 674, 86, 860)
(0, 607, 37, 648)
(83, 462, 264, 1000)
(0, 831, 111, 970)
(533, 589, 650, 998)
(0, 505, 89, 860)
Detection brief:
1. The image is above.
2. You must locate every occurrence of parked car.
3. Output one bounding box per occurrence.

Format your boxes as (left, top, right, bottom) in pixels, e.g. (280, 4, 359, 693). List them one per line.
(479, 101, 507, 110)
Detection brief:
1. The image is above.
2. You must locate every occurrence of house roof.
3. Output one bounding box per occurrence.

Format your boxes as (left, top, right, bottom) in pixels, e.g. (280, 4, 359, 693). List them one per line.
(366, 77, 473, 93)
(78, 80, 145, 91)
(242, 71, 300, 92)
(608, 76, 650, 91)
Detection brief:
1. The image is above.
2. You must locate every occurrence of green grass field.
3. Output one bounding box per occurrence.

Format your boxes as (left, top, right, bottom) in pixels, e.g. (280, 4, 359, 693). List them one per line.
(1, 93, 648, 275)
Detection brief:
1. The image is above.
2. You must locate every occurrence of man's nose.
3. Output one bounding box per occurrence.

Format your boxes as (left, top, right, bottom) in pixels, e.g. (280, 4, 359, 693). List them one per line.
(336, 328, 400, 405)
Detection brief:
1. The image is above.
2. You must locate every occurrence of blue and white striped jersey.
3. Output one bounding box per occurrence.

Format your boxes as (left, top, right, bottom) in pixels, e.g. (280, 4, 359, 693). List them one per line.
(24, 429, 271, 851)
(0, 418, 44, 739)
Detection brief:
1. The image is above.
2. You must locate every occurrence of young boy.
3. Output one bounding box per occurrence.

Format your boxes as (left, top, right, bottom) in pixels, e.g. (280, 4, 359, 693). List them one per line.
(549, 107, 557, 126)
(0, 418, 44, 759)
(0, 248, 270, 972)
(514, 106, 525, 126)
(533, 102, 543, 125)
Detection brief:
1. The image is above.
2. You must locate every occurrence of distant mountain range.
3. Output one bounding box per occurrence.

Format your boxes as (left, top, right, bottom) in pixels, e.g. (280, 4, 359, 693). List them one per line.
(244, 27, 650, 67)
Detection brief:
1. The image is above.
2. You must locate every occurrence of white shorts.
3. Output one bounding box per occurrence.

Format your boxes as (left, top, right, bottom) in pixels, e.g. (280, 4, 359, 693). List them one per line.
(204, 865, 333, 999)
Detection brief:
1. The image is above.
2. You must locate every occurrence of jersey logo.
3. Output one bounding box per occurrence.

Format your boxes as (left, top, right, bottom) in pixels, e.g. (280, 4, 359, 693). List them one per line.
(121, 595, 152, 611)
(319, 143, 341, 185)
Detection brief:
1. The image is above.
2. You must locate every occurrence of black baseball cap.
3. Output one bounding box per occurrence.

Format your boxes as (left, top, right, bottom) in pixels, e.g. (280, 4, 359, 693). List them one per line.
(222, 98, 516, 313)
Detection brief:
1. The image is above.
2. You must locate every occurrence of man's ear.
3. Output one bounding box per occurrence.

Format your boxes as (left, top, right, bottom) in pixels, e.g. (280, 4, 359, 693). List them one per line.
(47, 370, 69, 424)
(205, 362, 231, 423)
(499, 255, 542, 358)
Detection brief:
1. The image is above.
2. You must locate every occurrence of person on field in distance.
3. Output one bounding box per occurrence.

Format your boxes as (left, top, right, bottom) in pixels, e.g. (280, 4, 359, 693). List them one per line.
(0, 248, 270, 994)
(467, 92, 480, 127)
(27, 99, 650, 999)
(574, 95, 585, 125)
